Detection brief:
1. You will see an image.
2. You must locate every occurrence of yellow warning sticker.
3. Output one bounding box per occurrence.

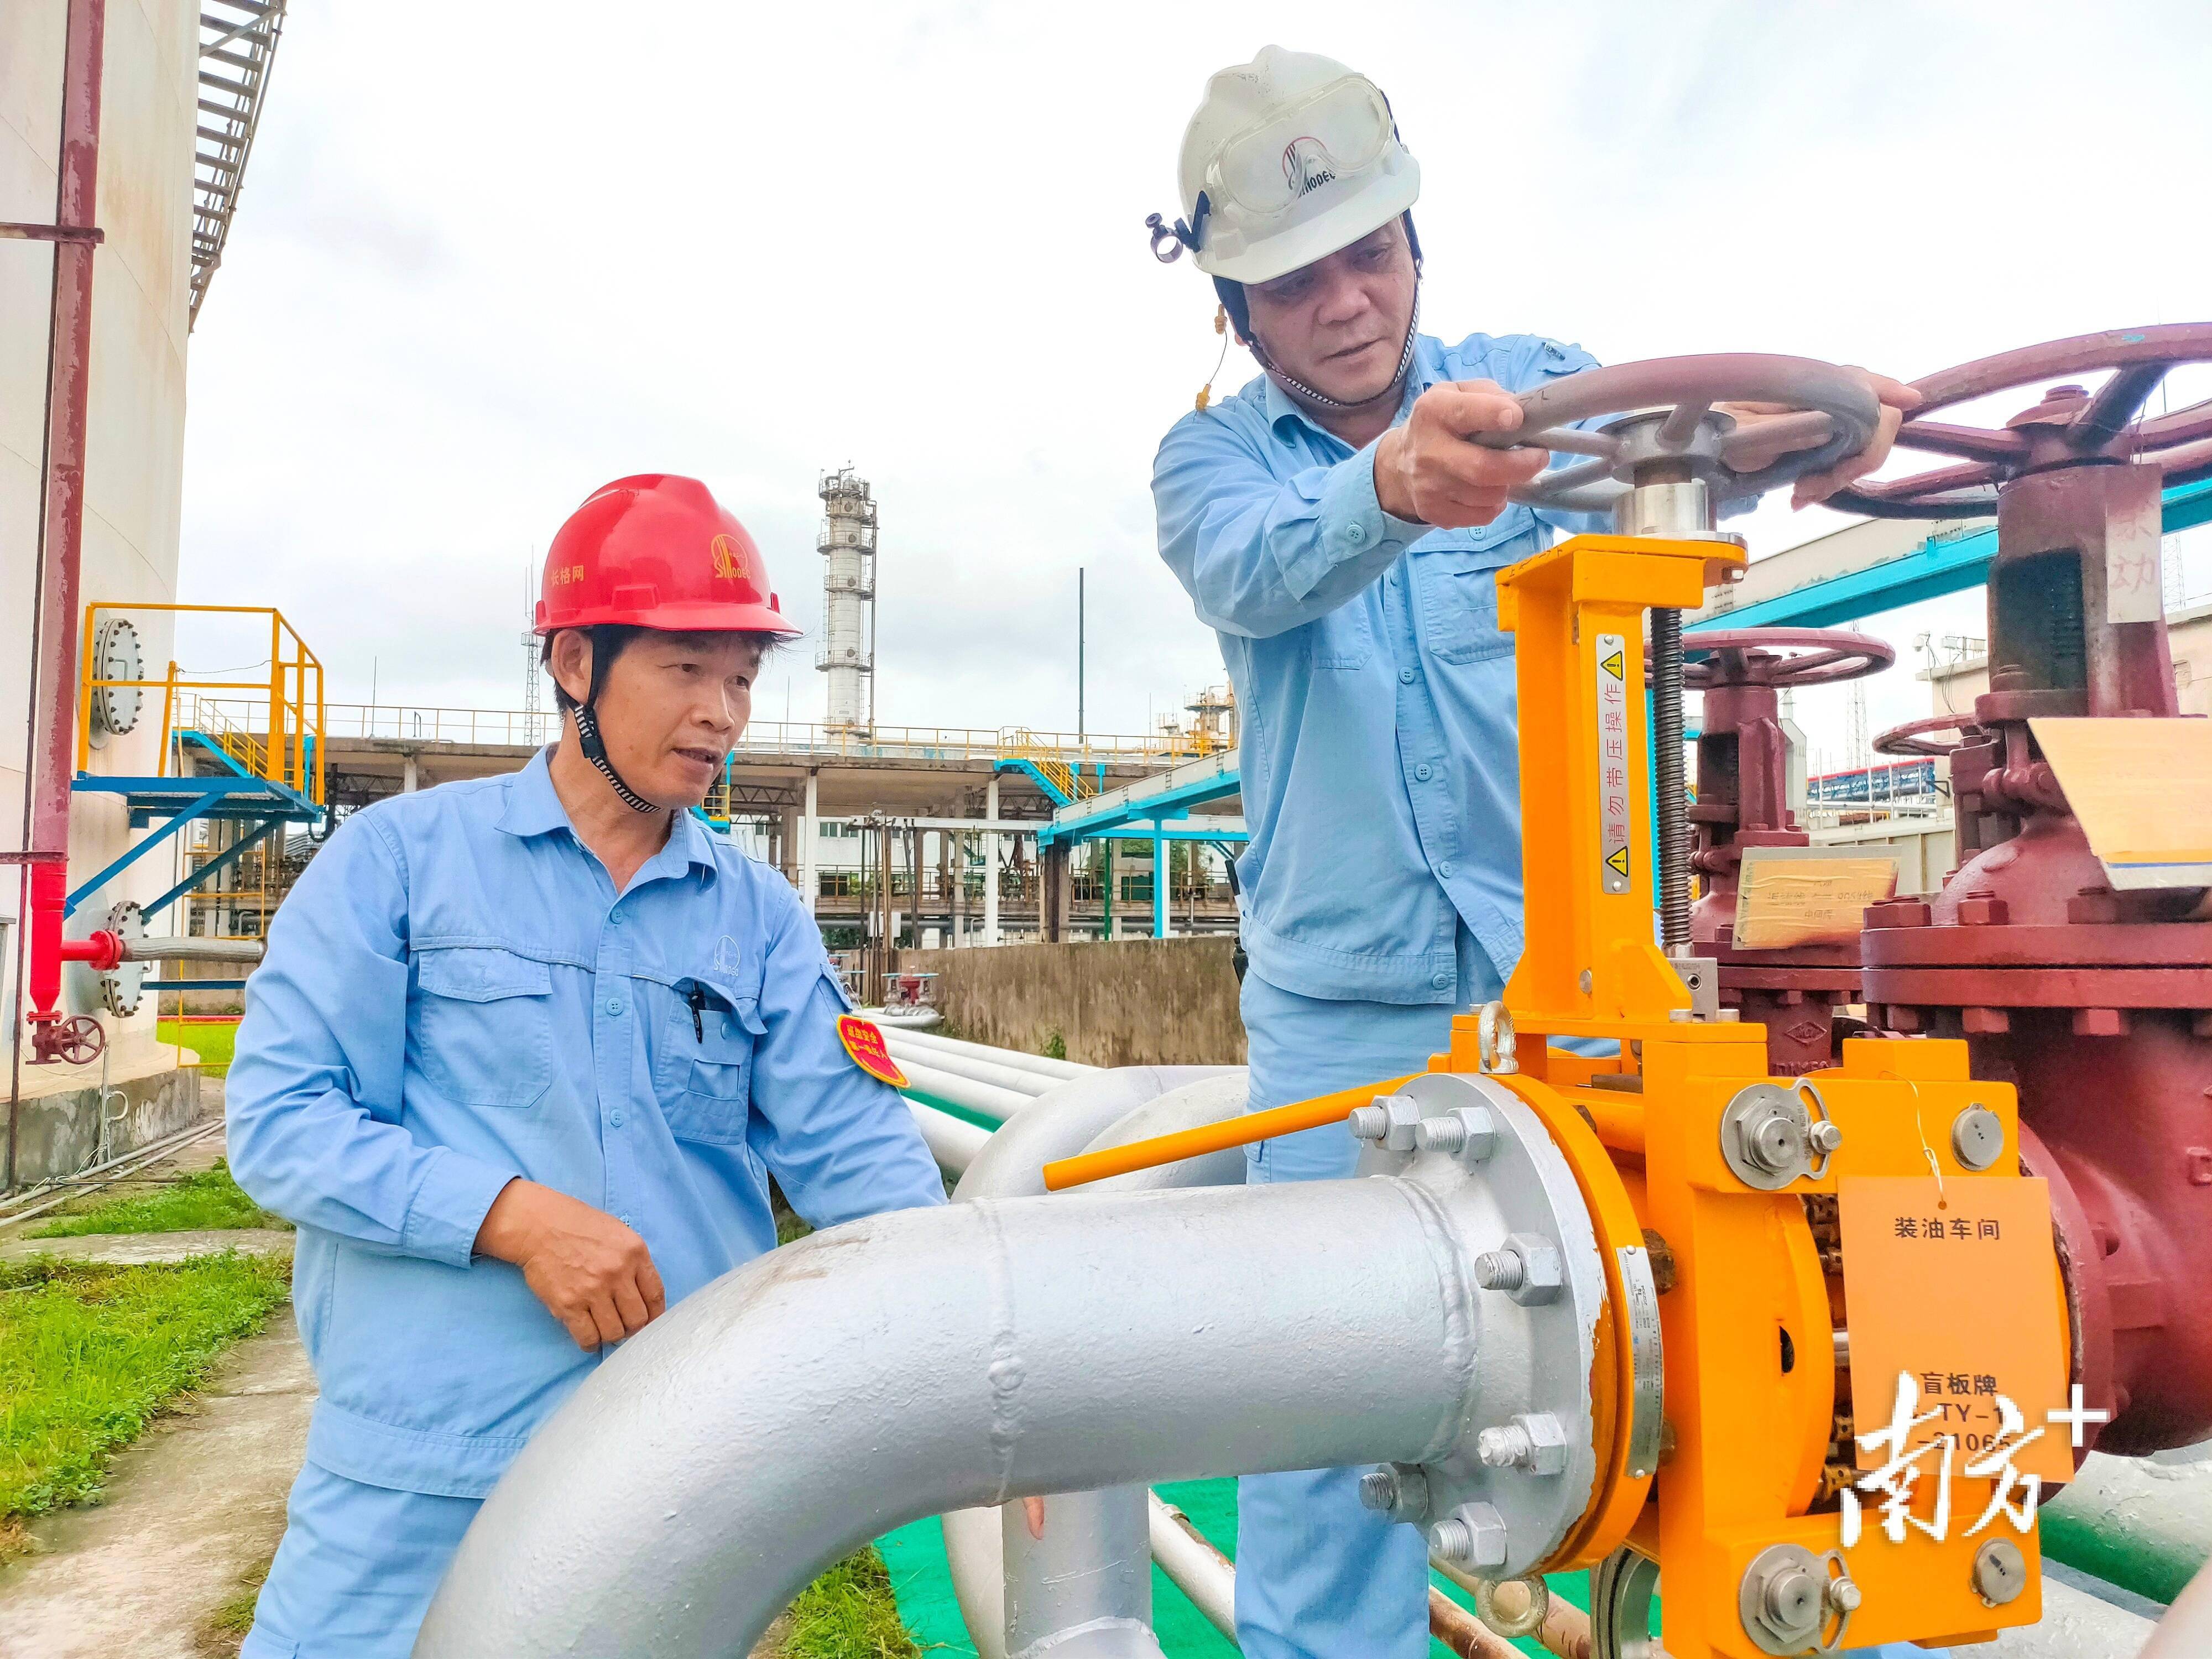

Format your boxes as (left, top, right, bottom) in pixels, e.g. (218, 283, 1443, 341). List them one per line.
(1595, 633, 1631, 894)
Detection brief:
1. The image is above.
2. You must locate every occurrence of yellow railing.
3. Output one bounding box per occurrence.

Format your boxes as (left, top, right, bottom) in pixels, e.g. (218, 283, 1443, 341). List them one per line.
(80, 603, 325, 807)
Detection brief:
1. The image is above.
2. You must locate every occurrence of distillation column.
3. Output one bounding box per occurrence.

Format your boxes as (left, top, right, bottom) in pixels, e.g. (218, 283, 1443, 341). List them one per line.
(817, 467, 878, 733)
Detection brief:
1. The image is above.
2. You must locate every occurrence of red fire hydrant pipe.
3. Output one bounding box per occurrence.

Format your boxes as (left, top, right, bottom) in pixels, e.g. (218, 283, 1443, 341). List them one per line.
(15, 0, 108, 1075)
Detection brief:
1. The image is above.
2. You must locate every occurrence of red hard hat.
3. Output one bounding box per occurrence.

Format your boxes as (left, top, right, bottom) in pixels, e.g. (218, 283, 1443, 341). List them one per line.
(534, 473, 802, 637)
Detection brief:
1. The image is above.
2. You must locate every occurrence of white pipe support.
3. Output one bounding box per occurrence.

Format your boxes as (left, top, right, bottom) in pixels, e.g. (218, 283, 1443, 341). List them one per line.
(1004, 1484, 1157, 1659)
(887, 1027, 1095, 1081)
(415, 1174, 1506, 1658)
(2138, 1551, 2212, 1659)
(945, 1065, 1244, 1659)
(907, 1100, 991, 1177)
(896, 1058, 1039, 1124)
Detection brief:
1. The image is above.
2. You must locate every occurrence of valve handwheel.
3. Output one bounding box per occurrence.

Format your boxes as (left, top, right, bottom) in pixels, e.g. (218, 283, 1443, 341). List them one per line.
(1872, 713, 1988, 759)
(45, 1014, 107, 1066)
(1675, 628, 1894, 691)
(1830, 323, 2212, 519)
(1472, 354, 1885, 515)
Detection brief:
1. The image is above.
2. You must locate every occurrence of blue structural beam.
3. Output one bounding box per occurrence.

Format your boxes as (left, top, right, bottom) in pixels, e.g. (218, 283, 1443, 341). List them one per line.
(145, 978, 248, 992)
(1040, 755, 1241, 848)
(64, 787, 229, 916)
(1692, 477, 2212, 633)
(137, 817, 286, 924)
(993, 757, 1078, 808)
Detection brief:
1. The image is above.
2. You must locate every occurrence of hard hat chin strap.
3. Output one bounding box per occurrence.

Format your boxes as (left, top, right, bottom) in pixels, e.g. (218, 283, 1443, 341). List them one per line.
(1252, 285, 1421, 415)
(572, 637, 661, 816)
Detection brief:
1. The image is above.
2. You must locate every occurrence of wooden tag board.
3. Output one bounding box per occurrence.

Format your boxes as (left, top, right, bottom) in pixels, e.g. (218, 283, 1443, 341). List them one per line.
(2031, 718, 2212, 890)
(1838, 1176, 2072, 1481)
(1732, 848, 1901, 951)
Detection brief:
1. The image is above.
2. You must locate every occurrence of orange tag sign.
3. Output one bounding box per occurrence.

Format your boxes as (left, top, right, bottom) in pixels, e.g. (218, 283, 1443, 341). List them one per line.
(1838, 1176, 2073, 1483)
(837, 1015, 906, 1088)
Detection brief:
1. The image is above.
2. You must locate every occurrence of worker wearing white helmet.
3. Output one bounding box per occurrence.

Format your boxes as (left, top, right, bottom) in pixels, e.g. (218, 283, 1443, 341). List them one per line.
(1149, 46, 1920, 1659)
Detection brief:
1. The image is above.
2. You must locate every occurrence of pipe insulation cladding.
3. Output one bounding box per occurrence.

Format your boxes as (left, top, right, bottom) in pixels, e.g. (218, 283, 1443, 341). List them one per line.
(413, 1177, 1503, 1658)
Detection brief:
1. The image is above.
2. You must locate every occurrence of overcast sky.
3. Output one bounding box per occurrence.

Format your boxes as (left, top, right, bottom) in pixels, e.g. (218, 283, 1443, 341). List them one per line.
(174, 0, 2212, 767)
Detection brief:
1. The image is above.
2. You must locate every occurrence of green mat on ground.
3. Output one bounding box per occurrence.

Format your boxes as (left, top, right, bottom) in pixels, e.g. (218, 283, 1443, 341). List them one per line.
(878, 1479, 1597, 1656)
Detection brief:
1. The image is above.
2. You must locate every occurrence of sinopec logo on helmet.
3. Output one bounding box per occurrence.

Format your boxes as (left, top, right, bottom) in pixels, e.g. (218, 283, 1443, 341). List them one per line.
(709, 534, 749, 582)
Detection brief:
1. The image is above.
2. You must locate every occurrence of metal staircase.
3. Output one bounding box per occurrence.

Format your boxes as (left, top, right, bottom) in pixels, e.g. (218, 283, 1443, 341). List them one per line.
(191, 0, 288, 327)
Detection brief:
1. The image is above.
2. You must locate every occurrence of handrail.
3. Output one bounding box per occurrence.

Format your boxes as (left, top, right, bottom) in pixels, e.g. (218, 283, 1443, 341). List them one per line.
(79, 602, 325, 806)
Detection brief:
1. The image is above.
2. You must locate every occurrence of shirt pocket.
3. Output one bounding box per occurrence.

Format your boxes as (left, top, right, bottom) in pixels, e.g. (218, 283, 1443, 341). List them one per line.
(655, 981, 768, 1147)
(1306, 589, 1375, 671)
(1414, 520, 1530, 665)
(412, 947, 555, 1109)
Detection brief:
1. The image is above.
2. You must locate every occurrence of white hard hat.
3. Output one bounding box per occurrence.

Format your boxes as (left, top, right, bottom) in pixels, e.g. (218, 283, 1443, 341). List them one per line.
(1149, 46, 1420, 285)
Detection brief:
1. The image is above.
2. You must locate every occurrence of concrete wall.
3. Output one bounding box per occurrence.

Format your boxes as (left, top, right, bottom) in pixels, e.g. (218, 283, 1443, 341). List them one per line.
(2, 0, 197, 1093)
(900, 937, 1246, 1068)
(6, 1056, 199, 1185)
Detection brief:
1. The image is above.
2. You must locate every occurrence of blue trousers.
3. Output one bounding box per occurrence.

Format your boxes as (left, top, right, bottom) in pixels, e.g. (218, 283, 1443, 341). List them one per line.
(1234, 959, 1939, 1659)
(242, 1462, 479, 1659)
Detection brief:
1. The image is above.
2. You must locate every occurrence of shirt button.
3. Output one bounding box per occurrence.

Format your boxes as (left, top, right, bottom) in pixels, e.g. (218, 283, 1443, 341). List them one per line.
(607, 911, 625, 926)
(1431, 971, 1453, 990)
(1438, 860, 1456, 878)
(1347, 522, 1367, 544)
(1398, 667, 1415, 685)
(605, 999, 623, 1016)
(1415, 763, 1433, 781)
(610, 1112, 625, 1128)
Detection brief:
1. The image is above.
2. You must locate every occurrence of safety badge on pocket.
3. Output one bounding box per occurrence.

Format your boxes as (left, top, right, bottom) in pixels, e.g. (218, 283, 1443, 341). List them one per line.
(837, 1015, 907, 1087)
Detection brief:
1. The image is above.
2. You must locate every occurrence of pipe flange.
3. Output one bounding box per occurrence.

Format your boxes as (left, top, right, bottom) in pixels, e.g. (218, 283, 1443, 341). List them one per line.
(1364, 1072, 1616, 1579)
(99, 900, 147, 1018)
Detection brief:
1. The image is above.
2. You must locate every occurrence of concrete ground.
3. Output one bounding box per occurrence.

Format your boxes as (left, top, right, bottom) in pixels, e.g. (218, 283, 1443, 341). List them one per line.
(0, 1308, 312, 1659)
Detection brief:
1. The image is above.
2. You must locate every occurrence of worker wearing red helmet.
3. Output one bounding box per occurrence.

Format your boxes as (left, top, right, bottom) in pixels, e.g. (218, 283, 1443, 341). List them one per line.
(226, 475, 946, 1659)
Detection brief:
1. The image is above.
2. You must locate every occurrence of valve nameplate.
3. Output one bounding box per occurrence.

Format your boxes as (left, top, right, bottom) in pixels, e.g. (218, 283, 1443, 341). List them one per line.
(1616, 1244, 1665, 1480)
(1595, 633, 1632, 894)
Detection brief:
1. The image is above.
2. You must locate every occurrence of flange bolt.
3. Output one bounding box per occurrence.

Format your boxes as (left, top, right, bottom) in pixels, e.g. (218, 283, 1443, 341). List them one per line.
(1349, 1106, 1387, 1141)
(1473, 1249, 1524, 1292)
(1429, 1503, 1509, 1571)
(1473, 1234, 1563, 1305)
(1414, 1105, 1498, 1165)
(1357, 1462, 1430, 1521)
(1808, 1120, 1844, 1156)
(1477, 1412, 1568, 1475)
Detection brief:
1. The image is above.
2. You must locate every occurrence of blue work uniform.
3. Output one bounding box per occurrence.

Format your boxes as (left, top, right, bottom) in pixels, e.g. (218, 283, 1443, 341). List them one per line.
(226, 748, 945, 1659)
(1154, 332, 1935, 1659)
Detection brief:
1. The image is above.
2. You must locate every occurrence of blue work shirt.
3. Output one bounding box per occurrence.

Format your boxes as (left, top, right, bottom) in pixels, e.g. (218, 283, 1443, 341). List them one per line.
(227, 747, 945, 1499)
(1154, 330, 1608, 1005)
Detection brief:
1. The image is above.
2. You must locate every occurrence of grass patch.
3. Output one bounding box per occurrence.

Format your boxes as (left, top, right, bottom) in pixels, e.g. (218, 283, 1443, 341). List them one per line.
(30, 1160, 288, 1238)
(0, 1253, 291, 1529)
(781, 1548, 917, 1658)
(197, 1550, 272, 1657)
(156, 1019, 237, 1077)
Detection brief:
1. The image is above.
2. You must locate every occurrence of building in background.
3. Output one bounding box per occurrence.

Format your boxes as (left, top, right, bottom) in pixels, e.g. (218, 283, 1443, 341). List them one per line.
(816, 467, 877, 733)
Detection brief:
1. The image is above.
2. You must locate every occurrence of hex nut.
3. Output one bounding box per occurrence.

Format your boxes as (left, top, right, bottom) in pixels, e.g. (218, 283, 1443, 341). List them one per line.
(1415, 1105, 1498, 1166)
(1479, 1412, 1568, 1475)
(1972, 1538, 2026, 1606)
(1952, 1105, 2006, 1173)
(1376, 1093, 1425, 1152)
(1430, 1503, 1509, 1571)
(1474, 1234, 1564, 1305)
(1808, 1119, 1844, 1156)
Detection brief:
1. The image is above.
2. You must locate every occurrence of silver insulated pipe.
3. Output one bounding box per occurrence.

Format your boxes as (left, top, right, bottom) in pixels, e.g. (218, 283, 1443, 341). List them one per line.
(414, 1073, 1612, 1659)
